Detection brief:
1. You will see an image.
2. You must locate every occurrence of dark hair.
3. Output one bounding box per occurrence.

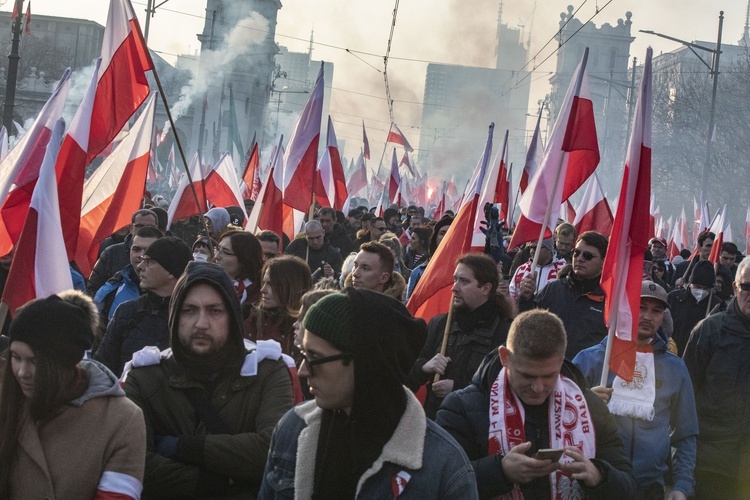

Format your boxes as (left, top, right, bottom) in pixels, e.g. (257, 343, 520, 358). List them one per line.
(697, 230, 715, 247)
(722, 241, 738, 254)
(131, 208, 158, 224)
(317, 207, 336, 219)
(576, 230, 609, 260)
(150, 207, 169, 232)
(360, 241, 395, 274)
(410, 226, 432, 253)
(456, 253, 514, 318)
(428, 215, 453, 255)
(135, 225, 164, 240)
(260, 255, 312, 316)
(256, 230, 280, 244)
(220, 231, 263, 284)
(361, 212, 375, 223)
(371, 217, 385, 226)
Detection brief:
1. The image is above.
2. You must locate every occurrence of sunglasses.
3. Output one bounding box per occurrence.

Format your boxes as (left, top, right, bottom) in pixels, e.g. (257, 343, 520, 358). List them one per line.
(738, 282, 750, 292)
(572, 248, 597, 261)
(300, 351, 352, 375)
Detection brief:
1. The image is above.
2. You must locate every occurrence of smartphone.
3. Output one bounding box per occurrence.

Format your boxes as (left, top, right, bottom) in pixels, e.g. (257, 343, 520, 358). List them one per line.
(533, 448, 565, 462)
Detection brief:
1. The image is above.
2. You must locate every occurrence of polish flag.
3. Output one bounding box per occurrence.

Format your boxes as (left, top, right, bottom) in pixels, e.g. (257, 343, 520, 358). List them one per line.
(667, 222, 681, 260)
(362, 120, 370, 160)
(314, 117, 347, 210)
(493, 130, 511, 221)
(521, 107, 544, 195)
(400, 151, 416, 176)
(2, 119, 72, 317)
(347, 152, 368, 196)
(374, 183, 388, 218)
(600, 48, 653, 383)
(91, 0, 153, 161)
(707, 205, 728, 264)
(679, 206, 690, 251)
(204, 153, 247, 220)
(241, 141, 260, 200)
(247, 136, 285, 237)
(573, 173, 613, 236)
(434, 182, 447, 220)
(283, 63, 324, 213)
(388, 148, 400, 205)
(407, 123, 494, 320)
(0, 69, 71, 258)
(386, 123, 414, 153)
(509, 49, 599, 250)
(167, 152, 208, 229)
(565, 200, 577, 224)
(74, 94, 156, 277)
(168, 144, 179, 189)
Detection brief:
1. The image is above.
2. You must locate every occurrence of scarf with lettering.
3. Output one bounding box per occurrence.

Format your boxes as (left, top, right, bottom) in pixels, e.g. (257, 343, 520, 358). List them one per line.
(488, 368, 596, 499)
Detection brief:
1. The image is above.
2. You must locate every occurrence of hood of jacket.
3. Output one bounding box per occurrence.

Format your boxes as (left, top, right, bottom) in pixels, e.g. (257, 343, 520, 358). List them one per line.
(168, 261, 246, 374)
(70, 359, 125, 406)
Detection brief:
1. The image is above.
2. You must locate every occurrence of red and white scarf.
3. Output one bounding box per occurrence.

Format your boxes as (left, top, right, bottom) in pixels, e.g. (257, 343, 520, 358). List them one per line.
(233, 278, 252, 304)
(488, 368, 596, 499)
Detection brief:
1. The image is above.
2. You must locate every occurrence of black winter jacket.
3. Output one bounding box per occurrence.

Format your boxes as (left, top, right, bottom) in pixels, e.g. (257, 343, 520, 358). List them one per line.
(667, 287, 720, 356)
(436, 352, 636, 500)
(87, 234, 132, 295)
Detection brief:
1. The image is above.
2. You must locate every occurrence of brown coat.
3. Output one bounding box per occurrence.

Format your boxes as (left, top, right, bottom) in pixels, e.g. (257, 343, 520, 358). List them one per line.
(9, 361, 146, 499)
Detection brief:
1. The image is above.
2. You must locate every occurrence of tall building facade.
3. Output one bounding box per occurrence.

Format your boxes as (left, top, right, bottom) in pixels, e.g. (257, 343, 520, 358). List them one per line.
(190, 0, 281, 167)
(548, 6, 634, 197)
(418, 1, 530, 185)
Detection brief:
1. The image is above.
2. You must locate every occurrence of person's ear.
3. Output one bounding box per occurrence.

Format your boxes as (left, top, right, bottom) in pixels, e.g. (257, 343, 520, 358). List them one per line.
(379, 272, 391, 285)
(499, 345, 510, 366)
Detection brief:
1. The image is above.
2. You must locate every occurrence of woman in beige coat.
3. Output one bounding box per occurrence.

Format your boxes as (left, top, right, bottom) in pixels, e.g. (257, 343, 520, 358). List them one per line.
(0, 292, 146, 499)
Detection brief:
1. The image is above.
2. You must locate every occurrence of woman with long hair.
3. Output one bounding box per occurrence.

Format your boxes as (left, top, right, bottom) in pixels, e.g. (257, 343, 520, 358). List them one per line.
(0, 292, 146, 499)
(245, 255, 312, 363)
(215, 230, 264, 308)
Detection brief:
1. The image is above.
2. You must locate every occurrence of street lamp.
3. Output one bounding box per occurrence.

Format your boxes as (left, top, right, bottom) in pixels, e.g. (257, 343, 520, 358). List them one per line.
(639, 10, 724, 204)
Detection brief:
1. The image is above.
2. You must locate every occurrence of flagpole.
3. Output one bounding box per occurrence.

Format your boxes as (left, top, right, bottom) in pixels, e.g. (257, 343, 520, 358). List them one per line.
(433, 299, 455, 383)
(599, 313, 620, 387)
(529, 152, 567, 272)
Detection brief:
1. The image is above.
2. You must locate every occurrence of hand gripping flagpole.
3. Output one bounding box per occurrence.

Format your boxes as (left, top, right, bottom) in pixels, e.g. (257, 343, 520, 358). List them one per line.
(433, 299, 455, 383)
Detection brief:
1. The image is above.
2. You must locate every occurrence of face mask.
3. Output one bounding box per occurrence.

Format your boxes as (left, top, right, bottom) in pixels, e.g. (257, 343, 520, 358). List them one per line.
(193, 252, 208, 262)
(691, 287, 709, 302)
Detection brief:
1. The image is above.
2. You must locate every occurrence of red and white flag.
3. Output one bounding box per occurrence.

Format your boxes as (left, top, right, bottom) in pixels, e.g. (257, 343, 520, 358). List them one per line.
(75, 94, 156, 277)
(2, 119, 72, 317)
(241, 141, 260, 200)
(407, 123, 494, 320)
(492, 129, 511, 223)
(24, 1, 31, 35)
(0, 69, 71, 258)
(707, 205, 728, 264)
(434, 182, 447, 220)
(600, 48, 653, 383)
(204, 153, 247, 219)
(283, 63, 324, 213)
(347, 152, 368, 196)
(362, 120, 370, 160)
(386, 123, 414, 153)
(247, 136, 285, 238)
(679, 206, 690, 251)
(314, 117, 347, 210)
(509, 49, 599, 250)
(167, 152, 208, 228)
(521, 107, 544, 195)
(667, 221, 681, 260)
(400, 151, 415, 177)
(388, 148, 401, 205)
(573, 173, 613, 237)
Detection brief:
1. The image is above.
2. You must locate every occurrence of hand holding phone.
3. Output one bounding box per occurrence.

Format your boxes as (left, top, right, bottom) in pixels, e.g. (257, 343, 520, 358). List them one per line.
(533, 448, 565, 462)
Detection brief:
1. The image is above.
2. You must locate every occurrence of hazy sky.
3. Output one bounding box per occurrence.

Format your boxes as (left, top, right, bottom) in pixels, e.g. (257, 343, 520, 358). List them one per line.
(9, 0, 748, 163)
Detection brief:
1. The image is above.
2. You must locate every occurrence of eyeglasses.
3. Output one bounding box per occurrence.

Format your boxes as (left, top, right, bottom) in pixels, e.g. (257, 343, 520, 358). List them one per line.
(572, 248, 597, 261)
(217, 247, 235, 257)
(300, 351, 352, 375)
(372, 226, 387, 231)
(738, 282, 750, 292)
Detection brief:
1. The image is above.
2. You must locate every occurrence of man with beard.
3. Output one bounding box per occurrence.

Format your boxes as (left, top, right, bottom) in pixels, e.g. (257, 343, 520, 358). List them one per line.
(407, 253, 513, 419)
(122, 262, 295, 498)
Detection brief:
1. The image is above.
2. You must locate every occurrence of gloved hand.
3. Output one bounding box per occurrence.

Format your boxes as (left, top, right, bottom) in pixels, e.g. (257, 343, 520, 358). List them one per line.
(154, 435, 179, 458)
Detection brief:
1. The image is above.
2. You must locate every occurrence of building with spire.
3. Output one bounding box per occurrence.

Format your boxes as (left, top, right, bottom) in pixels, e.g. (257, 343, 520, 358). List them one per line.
(189, 0, 281, 167)
(417, 1, 531, 189)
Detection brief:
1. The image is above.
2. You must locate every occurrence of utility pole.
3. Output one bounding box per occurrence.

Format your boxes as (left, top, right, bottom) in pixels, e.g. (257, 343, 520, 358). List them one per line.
(143, 0, 174, 43)
(640, 11, 724, 204)
(197, 10, 217, 164)
(3, 0, 25, 134)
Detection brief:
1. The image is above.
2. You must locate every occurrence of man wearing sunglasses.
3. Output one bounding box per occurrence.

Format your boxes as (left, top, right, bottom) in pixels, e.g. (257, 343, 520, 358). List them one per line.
(683, 256, 750, 498)
(519, 230, 609, 360)
(260, 289, 479, 498)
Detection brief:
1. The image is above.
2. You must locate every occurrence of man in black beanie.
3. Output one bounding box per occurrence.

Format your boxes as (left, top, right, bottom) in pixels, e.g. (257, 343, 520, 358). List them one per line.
(122, 262, 295, 498)
(94, 237, 193, 376)
(260, 288, 479, 499)
(667, 260, 721, 355)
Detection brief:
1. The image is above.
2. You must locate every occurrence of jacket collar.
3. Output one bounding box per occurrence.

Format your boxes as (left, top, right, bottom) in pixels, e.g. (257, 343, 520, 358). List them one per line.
(293, 388, 426, 497)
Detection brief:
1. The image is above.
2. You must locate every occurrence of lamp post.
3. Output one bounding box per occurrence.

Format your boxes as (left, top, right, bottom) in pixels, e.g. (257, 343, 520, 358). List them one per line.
(3, 0, 25, 134)
(640, 10, 724, 204)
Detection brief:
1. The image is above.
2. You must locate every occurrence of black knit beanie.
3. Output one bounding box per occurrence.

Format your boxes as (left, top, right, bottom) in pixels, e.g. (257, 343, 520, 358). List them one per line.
(303, 293, 352, 352)
(145, 236, 193, 278)
(9, 295, 93, 366)
(690, 260, 715, 288)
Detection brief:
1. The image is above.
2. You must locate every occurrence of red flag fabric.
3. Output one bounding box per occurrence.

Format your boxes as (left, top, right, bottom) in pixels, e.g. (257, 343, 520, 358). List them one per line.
(522, 107, 544, 195)
(601, 47, 653, 382)
(407, 123, 494, 320)
(75, 93, 156, 277)
(24, 1, 31, 35)
(283, 63, 324, 212)
(707, 205, 728, 264)
(204, 153, 248, 220)
(573, 173, 613, 237)
(2, 119, 72, 316)
(668, 221, 682, 260)
(167, 152, 208, 227)
(241, 142, 260, 200)
(11, 0, 19, 19)
(0, 69, 71, 258)
(247, 136, 285, 238)
(388, 148, 400, 205)
(362, 120, 370, 160)
(400, 152, 415, 176)
(386, 123, 414, 153)
(493, 130, 510, 221)
(509, 49, 599, 251)
(314, 117, 347, 210)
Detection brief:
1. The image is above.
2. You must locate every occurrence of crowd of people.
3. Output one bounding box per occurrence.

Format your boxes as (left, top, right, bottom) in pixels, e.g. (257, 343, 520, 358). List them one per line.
(0, 196, 749, 499)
